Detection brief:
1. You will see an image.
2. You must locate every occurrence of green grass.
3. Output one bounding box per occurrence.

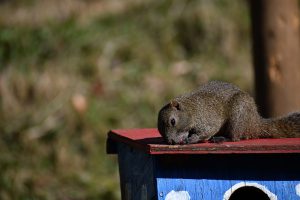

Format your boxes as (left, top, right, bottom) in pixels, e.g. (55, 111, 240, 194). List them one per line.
(0, 0, 252, 199)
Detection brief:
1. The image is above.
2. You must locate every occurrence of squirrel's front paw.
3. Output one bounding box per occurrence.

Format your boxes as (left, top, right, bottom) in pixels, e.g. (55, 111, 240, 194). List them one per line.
(185, 129, 200, 144)
(209, 136, 228, 143)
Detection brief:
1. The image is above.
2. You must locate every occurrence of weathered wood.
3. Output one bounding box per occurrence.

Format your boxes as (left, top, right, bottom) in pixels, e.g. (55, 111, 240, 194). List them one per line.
(250, 0, 300, 117)
(107, 129, 300, 199)
(117, 143, 156, 200)
(155, 154, 300, 200)
(107, 128, 300, 155)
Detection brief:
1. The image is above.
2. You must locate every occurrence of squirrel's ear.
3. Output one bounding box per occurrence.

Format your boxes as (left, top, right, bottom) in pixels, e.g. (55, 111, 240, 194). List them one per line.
(170, 100, 181, 110)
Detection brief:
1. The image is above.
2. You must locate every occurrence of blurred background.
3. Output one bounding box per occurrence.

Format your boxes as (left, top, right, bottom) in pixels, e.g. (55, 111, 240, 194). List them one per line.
(0, 0, 252, 199)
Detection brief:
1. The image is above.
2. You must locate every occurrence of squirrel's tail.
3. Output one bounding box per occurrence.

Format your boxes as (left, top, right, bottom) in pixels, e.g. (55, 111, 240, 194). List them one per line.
(260, 112, 300, 138)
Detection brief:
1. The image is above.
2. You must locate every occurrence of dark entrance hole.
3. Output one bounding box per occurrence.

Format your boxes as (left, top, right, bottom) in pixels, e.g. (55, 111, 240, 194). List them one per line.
(228, 186, 270, 200)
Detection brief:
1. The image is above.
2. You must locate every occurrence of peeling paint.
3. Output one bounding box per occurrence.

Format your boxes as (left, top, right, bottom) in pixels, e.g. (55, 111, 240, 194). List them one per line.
(295, 183, 300, 197)
(165, 190, 190, 200)
(223, 182, 277, 200)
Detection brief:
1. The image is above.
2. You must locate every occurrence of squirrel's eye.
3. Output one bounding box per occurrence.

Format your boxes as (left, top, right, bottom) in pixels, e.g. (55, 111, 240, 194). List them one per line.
(170, 118, 176, 126)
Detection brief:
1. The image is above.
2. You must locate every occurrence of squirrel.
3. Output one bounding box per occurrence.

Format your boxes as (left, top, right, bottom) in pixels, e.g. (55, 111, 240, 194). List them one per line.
(157, 80, 300, 144)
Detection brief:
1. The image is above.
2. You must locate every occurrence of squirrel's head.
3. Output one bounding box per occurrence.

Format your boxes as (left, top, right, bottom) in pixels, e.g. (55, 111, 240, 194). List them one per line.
(157, 100, 192, 144)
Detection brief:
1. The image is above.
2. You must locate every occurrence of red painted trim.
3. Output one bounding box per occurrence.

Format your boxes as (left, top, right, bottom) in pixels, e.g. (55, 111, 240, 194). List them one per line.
(107, 128, 300, 155)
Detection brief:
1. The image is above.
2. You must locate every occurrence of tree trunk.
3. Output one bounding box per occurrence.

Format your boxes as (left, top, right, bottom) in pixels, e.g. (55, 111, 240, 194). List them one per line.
(250, 0, 300, 118)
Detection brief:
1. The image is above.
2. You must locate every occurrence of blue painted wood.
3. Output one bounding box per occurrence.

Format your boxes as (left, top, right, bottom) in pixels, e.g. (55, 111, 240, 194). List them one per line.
(108, 129, 300, 200)
(154, 154, 300, 200)
(117, 143, 157, 200)
(157, 179, 300, 200)
(114, 138, 300, 200)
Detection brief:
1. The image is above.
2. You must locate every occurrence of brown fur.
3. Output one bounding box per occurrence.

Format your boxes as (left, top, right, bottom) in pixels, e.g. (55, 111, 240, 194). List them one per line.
(157, 81, 300, 144)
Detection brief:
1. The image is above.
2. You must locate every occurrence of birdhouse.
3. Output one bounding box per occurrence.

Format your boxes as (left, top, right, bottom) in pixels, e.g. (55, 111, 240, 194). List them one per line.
(106, 128, 300, 200)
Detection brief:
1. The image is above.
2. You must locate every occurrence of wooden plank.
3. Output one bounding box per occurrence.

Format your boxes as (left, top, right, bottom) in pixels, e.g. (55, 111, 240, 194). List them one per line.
(155, 154, 300, 200)
(117, 143, 156, 200)
(106, 129, 163, 154)
(156, 179, 300, 200)
(107, 128, 300, 155)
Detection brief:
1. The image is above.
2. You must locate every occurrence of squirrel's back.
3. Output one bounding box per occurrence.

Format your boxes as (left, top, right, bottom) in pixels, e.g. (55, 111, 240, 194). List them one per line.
(177, 81, 242, 103)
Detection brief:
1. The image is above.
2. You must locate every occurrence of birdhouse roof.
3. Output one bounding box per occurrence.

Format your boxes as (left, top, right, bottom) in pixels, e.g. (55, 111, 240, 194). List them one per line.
(107, 128, 300, 155)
